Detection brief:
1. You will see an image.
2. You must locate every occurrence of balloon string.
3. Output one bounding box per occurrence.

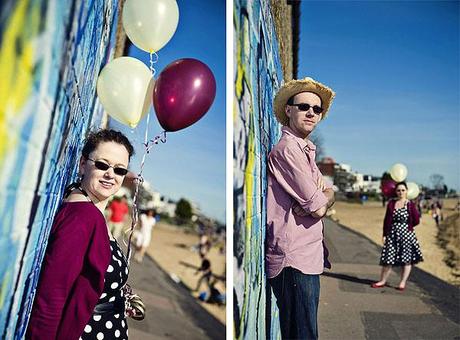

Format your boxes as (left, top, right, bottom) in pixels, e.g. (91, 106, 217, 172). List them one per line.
(143, 51, 158, 170)
(149, 51, 158, 77)
(123, 51, 161, 264)
(124, 130, 167, 264)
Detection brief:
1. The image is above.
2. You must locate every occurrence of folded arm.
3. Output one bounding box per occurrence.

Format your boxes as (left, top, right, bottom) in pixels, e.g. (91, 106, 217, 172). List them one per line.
(311, 188, 335, 218)
(268, 145, 329, 217)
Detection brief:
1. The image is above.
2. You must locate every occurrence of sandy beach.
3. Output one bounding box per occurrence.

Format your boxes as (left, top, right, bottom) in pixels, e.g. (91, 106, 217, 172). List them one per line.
(331, 198, 460, 286)
(143, 222, 226, 324)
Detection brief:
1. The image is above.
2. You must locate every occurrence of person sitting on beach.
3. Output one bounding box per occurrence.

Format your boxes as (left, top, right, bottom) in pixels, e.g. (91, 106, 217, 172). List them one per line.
(371, 181, 423, 291)
(203, 278, 226, 306)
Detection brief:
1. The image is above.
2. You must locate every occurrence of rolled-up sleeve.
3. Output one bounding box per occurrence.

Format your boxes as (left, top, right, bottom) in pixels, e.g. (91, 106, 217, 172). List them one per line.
(268, 145, 328, 213)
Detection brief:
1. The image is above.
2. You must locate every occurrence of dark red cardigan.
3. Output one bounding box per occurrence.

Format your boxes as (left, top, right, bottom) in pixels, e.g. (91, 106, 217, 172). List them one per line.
(26, 202, 111, 340)
(383, 199, 420, 236)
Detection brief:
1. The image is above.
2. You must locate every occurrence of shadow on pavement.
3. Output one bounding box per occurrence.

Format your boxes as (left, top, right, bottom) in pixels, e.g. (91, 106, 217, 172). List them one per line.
(322, 271, 375, 286)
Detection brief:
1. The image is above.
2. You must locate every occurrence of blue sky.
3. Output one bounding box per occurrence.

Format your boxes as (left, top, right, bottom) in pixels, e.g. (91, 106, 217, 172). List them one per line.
(111, 0, 226, 222)
(299, 1, 459, 190)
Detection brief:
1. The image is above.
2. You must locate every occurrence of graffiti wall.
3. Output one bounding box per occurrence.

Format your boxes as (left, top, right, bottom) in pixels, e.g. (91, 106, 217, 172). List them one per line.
(0, 0, 119, 337)
(233, 0, 284, 338)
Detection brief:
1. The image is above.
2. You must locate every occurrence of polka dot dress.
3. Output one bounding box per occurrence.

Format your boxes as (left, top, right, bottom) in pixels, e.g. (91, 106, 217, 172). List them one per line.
(380, 203, 424, 266)
(81, 240, 129, 339)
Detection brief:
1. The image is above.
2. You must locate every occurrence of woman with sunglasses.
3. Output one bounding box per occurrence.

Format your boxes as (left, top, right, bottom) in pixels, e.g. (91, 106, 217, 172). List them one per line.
(26, 129, 135, 340)
(371, 181, 423, 291)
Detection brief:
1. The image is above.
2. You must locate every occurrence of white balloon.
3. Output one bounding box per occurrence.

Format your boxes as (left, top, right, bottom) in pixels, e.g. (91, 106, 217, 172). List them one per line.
(390, 163, 408, 182)
(123, 0, 179, 53)
(407, 182, 420, 200)
(97, 57, 153, 128)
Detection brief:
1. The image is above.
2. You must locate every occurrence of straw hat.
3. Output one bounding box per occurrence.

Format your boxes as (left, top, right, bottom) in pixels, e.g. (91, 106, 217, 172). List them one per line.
(273, 77, 335, 125)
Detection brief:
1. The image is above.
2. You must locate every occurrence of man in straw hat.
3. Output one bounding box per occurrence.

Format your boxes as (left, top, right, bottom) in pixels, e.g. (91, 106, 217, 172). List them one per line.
(266, 77, 336, 339)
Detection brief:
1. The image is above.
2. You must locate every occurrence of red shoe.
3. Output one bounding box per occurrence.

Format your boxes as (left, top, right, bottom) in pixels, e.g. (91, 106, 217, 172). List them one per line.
(371, 282, 386, 288)
(396, 286, 405, 291)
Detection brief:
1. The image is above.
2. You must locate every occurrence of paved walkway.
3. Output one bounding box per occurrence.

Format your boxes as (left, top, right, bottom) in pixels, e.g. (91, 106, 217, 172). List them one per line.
(122, 217, 459, 339)
(125, 252, 225, 340)
(320, 218, 460, 339)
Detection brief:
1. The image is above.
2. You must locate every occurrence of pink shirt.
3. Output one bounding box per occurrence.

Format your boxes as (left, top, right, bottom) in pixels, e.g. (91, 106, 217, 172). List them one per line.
(266, 126, 331, 278)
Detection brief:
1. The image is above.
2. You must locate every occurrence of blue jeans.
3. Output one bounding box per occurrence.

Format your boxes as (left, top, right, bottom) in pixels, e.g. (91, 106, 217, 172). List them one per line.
(269, 267, 320, 340)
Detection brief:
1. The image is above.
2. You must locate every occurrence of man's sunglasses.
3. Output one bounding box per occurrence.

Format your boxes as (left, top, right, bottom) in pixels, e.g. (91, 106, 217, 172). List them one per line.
(289, 103, 323, 114)
(87, 158, 129, 176)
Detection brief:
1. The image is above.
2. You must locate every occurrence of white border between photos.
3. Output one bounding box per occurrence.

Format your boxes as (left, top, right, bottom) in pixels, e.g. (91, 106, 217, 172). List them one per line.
(226, 0, 233, 338)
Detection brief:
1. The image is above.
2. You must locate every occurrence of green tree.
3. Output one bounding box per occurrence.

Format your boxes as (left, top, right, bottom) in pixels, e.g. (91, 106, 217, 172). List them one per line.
(175, 198, 193, 223)
(334, 166, 356, 192)
(430, 173, 445, 190)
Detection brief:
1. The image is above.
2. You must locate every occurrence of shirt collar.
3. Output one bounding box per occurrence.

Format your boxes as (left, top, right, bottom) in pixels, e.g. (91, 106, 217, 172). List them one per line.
(281, 126, 317, 152)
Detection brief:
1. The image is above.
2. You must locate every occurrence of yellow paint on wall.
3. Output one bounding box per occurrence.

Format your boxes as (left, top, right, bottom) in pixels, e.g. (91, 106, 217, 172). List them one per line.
(0, 270, 11, 308)
(0, 0, 38, 168)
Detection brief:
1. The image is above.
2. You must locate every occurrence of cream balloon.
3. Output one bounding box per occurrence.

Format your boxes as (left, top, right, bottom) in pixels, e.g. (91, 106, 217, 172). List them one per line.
(407, 182, 420, 200)
(97, 57, 154, 128)
(389, 163, 408, 182)
(122, 0, 179, 53)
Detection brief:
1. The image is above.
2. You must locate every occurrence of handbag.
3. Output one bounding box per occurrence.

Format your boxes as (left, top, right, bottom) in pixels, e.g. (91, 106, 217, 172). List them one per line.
(123, 283, 146, 321)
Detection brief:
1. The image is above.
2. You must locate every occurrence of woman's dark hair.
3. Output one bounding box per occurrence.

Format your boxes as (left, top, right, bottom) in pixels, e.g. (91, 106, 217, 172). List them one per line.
(64, 130, 134, 198)
(396, 181, 408, 189)
(82, 129, 134, 160)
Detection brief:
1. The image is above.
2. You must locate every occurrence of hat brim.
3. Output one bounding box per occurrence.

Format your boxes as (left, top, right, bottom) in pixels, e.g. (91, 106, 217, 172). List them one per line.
(274, 77, 335, 126)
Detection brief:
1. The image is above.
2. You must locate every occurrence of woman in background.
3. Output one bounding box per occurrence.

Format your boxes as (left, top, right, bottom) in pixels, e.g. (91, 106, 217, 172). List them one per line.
(371, 182, 423, 291)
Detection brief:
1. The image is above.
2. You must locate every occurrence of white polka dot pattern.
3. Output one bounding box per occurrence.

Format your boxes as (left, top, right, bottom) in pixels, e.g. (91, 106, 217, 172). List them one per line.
(380, 204, 424, 266)
(80, 240, 128, 339)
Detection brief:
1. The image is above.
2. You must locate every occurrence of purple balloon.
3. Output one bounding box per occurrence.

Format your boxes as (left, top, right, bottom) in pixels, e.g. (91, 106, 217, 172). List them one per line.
(381, 179, 397, 198)
(153, 58, 216, 132)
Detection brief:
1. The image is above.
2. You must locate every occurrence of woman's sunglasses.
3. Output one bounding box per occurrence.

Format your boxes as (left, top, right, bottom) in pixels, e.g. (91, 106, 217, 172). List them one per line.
(289, 103, 323, 114)
(87, 158, 128, 176)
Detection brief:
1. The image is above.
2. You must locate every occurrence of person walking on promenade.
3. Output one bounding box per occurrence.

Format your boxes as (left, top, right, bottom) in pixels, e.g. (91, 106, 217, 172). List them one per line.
(431, 200, 442, 227)
(26, 129, 136, 340)
(134, 209, 157, 263)
(198, 232, 212, 258)
(108, 195, 129, 239)
(266, 77, 336, 340)
(194, 257, 213, 293)
(371, 181, 423, 291)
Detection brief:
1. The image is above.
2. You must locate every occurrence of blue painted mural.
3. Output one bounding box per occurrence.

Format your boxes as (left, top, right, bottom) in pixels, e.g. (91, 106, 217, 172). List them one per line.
(233, 0, 284, 338)
(0, 0, 119, 338)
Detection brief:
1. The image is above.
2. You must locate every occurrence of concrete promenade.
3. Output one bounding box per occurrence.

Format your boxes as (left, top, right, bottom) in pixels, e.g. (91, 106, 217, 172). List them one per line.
(126, 252, 225, 340)
(320, 218, 460, 339)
